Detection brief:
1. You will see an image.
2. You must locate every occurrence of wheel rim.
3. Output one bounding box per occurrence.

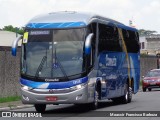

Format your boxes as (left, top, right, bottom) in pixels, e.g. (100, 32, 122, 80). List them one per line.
(125, 84, 129, 102)
(125, 90, 128, 101)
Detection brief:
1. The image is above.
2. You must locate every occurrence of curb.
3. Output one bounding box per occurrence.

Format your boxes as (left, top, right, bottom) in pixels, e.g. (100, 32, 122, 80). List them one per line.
(0, 105, 33, 111)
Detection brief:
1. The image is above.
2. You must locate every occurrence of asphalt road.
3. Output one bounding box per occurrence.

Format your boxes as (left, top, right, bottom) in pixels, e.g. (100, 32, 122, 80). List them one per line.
(1, 89, 160, 120)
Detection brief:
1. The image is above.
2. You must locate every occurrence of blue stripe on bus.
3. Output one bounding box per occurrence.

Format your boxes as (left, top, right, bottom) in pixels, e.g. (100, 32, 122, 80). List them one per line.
(20, 77, 88, 89)
(26, 22, 86, 28)
(26, 22, 137, 32)
(12, 48, 17, 56)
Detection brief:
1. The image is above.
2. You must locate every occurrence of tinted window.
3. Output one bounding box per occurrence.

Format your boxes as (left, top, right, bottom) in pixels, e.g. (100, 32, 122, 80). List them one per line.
(98, 24, 122, 53)
(122, 29, 139, 53)
(146, 71, 160, 77)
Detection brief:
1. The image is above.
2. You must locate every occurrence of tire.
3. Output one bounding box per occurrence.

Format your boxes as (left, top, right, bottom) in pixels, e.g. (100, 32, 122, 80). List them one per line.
(148, 88, 152, 91)
(128, 86, 132, 103)
(34, 104, 46, 113)
(143, 88, 146, 92)
(88, 89, 99, 110)
(112, 84, 132, 104)
(121, 84, 131, 104)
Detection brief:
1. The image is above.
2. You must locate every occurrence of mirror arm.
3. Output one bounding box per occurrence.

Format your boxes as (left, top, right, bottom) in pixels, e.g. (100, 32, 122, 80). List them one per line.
(85, 33, 94, 55)
(12, 35, 22, 56)
(84, 33, 94, 74)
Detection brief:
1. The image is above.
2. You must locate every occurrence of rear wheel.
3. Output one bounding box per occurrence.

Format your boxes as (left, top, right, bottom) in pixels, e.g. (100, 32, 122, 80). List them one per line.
(148, 88, 152, 91)
(128, 86, 132, 103)
(34, 104, 46, 113)
(112, 84, 132, 104)
(121, 84, 132, 104)
(143, 88, 146, 92)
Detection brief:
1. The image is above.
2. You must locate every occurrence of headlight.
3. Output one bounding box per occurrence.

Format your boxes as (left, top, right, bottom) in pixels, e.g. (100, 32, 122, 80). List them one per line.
(158, 79, 160, 82)
(70, 83, 86, 90)
(21, 84, 33, 90)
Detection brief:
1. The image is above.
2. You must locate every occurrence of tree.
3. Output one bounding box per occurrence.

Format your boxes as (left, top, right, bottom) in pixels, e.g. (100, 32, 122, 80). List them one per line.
(138, 29, 157, 36)
(2, 25, 24, 35)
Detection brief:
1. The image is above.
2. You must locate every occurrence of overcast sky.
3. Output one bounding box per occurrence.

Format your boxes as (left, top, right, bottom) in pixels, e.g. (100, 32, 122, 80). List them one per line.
(0, 0, 160, 33)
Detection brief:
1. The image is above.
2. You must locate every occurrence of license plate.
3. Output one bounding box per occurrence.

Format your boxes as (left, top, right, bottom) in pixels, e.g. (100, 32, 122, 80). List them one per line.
(46, 96, 57, 101)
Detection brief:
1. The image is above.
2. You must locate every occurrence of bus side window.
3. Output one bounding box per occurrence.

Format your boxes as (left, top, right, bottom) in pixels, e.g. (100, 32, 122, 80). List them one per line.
(98, 23, 122, 53)
(122, 29, 139, 53)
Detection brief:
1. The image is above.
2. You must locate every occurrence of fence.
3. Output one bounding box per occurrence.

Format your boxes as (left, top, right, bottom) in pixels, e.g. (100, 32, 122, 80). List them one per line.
(140, 55, 157, 77)
(0, 47, 20, 97)
(0, 47, 158, 97)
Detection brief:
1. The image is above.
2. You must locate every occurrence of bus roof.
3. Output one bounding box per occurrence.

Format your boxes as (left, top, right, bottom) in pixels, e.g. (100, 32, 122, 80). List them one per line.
(26, 11, 137, 32)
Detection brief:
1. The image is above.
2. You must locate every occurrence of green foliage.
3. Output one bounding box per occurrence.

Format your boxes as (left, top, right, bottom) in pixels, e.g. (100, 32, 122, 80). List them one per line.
(0, 96, 21, 103)
(138, 29, 157, 36)
(2, 25, 24, 35)
(140, 53, 149, 57)
(139, 80, 142, 87)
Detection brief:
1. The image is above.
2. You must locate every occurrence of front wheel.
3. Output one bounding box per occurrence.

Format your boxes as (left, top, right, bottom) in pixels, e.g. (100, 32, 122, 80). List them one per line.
(34, 104, 46, 113)
(128, 86, 132, 103)
(148, 88, 152, 91)
(88, 89, 99, 110)
(143, 88, 146, 92)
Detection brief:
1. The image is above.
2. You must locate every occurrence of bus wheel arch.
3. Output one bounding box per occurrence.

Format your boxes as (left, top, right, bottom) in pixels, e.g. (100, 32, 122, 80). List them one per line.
(96, 80, 101, 99)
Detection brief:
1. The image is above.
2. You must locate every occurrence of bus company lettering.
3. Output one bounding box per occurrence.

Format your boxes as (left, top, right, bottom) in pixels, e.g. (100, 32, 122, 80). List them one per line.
(106, 74, 117, 79)
(45, 79, 59, 82)
(73, 79, 81, 84)
(105, 55, 117, 67)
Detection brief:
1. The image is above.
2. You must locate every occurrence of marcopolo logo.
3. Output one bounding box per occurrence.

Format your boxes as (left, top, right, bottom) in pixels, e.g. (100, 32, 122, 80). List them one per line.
(49, 89, 56, 93)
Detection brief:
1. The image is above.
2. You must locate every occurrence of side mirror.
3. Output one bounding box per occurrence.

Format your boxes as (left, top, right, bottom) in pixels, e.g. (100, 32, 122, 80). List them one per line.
(12, 35, 22, 56)
(85, 33, 94, 55)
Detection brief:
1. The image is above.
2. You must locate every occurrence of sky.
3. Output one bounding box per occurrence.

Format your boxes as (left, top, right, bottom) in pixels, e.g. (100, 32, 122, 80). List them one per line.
(0, 0, 160, 33)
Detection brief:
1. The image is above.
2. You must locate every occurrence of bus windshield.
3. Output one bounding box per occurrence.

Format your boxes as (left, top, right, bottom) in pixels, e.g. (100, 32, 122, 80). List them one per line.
(21, 28, 86, 80)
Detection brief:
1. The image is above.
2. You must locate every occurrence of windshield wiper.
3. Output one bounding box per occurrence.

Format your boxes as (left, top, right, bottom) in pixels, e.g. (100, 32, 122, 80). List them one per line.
(35, 56, 47, 77)
(54, 46, 69, 81)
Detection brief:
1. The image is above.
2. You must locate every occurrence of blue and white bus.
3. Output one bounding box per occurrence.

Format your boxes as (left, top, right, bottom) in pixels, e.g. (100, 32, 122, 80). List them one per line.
(12, 11, 140, 112)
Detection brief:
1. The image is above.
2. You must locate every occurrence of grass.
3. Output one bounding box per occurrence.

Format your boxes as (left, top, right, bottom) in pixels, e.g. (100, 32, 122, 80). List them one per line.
(0, 96, 21, 103)
(139, 80, 142, 87)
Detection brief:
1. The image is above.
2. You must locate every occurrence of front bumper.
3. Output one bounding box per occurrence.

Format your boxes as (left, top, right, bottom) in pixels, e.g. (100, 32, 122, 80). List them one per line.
(142, 82, 160, 89)
(21, 85, 89, 104)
